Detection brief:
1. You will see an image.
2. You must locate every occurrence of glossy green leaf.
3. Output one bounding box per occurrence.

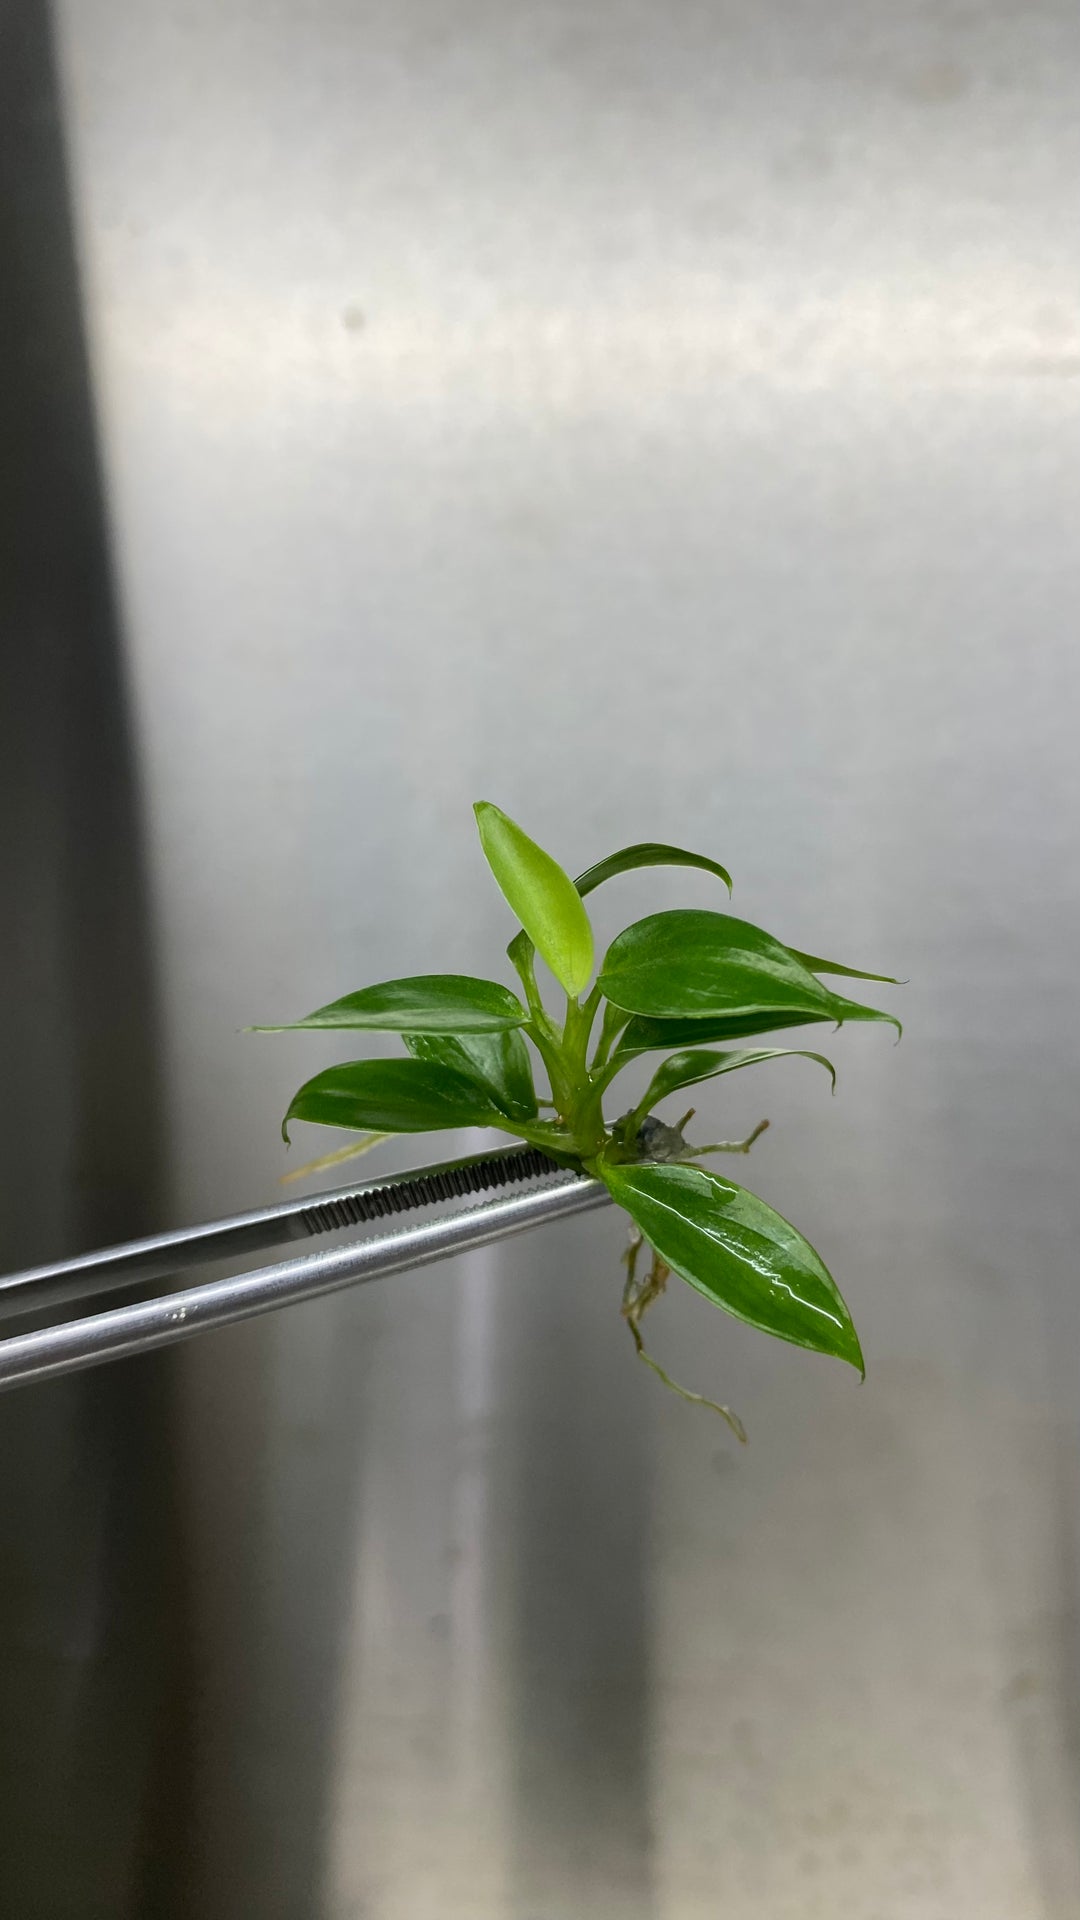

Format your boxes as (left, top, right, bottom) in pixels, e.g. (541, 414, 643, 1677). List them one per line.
(637, 1045, 836, 1116)
(599, 911, 902, 1037)
(254, 974, 526, 1035)
(831, 994, 902, 1036)
(789, 949, 901, 985)
(599, 910, 838, 1022)
(283, 1059, 500, 1141)
(613, 989, 899, 1060)
(474, 802, 594, 997)
(403, 1028, 538, 1120)
(575, 842, 732, 900)
(600, 1160, 863, 1372)
(614, 1007, 837, 1058)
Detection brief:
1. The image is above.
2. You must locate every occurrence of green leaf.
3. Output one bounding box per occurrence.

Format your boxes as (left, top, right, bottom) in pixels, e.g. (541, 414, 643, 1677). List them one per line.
(474, 802, 594, 997)
(599, 910, 838, 1022)
(253, 974, 526, 1035)
(614, 1007, 839, 1057)
(831, 994, 903, 1037)
(789, 949, 901, 985)
(614, 989, 899, 1059)
(283, 1059, 501, 1141)
(599, 1160, 863, 1372)
(575, 841, 732, 900)
(636, 1045, 836, 1116)
(599, 911, 902, 1036)
(403, 1029, 538, 1120)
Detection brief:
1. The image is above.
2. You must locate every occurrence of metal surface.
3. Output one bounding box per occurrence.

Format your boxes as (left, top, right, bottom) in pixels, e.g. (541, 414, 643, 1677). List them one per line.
(0, 1172, 608, 1391)
(7, 0, 1079, 1913)
(0, 1143, 568, 1317)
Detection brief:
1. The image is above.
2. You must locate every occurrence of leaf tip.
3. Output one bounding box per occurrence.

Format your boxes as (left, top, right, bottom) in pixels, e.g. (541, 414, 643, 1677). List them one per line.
(845, 1329, 866, 1379)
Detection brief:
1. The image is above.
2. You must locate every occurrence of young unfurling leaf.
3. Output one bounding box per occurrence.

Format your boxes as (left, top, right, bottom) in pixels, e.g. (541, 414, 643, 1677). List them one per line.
(504, 839, 733, 996)
(474, 802, 594, 997)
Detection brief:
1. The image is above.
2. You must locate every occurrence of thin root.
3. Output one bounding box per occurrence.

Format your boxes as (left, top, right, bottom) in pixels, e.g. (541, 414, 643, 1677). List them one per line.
(279, 1131, 395, 1184)
(627, 1314, 747, 1443)
(621, 1239, 668, 1321)
(621, 1241, 747, 1442)
(621, 1224, 644, 1307)
(686, 1118, 770, 1158)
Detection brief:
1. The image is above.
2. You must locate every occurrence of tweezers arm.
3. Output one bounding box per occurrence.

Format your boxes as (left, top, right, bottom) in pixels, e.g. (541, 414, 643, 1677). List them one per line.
(0, 1174, 611, 1393)
(0, 1144, 562, 1322)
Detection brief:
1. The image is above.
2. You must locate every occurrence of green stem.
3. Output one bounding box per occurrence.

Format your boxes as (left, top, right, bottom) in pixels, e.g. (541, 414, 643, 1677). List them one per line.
(557, 992, 610, 1158)
(591, 1048, 634, 1099)
(526, 1015, 574, 1116)
(508, 930, 578, 1116)
(507, 930, 544, 1021)
(590, 1001, 629, 1072)
(579, 979, 604, 1046)
(495, 1118, 580, 1157)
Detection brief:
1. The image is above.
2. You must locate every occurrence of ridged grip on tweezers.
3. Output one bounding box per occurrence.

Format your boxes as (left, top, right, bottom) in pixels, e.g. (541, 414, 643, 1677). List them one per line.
(297, 1145, 563, 1234)
(0, 1143, 571, 1321)
(0, 1169, 610, 1392)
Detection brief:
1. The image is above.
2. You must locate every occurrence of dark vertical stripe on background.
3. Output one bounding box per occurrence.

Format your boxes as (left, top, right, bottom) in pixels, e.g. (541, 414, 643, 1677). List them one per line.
(0, 6, 191, 1913)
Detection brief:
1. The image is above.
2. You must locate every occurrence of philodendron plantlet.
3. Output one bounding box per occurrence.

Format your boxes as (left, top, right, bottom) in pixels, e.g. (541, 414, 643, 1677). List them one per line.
(255, 804, 901, 1438)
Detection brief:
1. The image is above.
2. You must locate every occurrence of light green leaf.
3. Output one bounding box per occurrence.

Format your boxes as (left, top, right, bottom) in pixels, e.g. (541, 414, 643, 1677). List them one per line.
(508, 842, 733, 986)
(283, 1059, 501, 1141)
(474, 802, 594, 997)
(253, 974, 526, 1035)
(600, 1159, 863, 1372)
(575, 841, 732, 900)
(636, 1046, 836, 1117)
(403, 1029, 538, 1120)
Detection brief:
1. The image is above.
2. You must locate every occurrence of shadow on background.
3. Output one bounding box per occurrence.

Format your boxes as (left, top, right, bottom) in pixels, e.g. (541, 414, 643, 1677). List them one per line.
(0, 5, 192, 1912)
(501, 1228, 658, 1918)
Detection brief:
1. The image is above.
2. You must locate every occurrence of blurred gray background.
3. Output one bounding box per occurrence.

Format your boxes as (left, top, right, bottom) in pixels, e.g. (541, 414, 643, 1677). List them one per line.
(2, 0, 1079, 1913)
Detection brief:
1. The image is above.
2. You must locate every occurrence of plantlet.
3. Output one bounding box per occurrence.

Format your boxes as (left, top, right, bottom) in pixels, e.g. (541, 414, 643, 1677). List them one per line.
(255, 804, 900, 1437)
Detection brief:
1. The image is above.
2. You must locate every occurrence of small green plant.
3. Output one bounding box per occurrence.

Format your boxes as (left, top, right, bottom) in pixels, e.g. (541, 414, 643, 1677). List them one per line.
(255, 804, 900, 1437)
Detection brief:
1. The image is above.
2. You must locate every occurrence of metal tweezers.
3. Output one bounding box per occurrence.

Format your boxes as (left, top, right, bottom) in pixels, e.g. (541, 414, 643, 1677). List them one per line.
(0, 1145, 611, 1394)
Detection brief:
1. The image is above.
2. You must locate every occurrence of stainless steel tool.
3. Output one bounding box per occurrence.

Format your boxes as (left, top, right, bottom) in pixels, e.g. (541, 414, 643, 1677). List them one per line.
(0, 1145, 610, 1392)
